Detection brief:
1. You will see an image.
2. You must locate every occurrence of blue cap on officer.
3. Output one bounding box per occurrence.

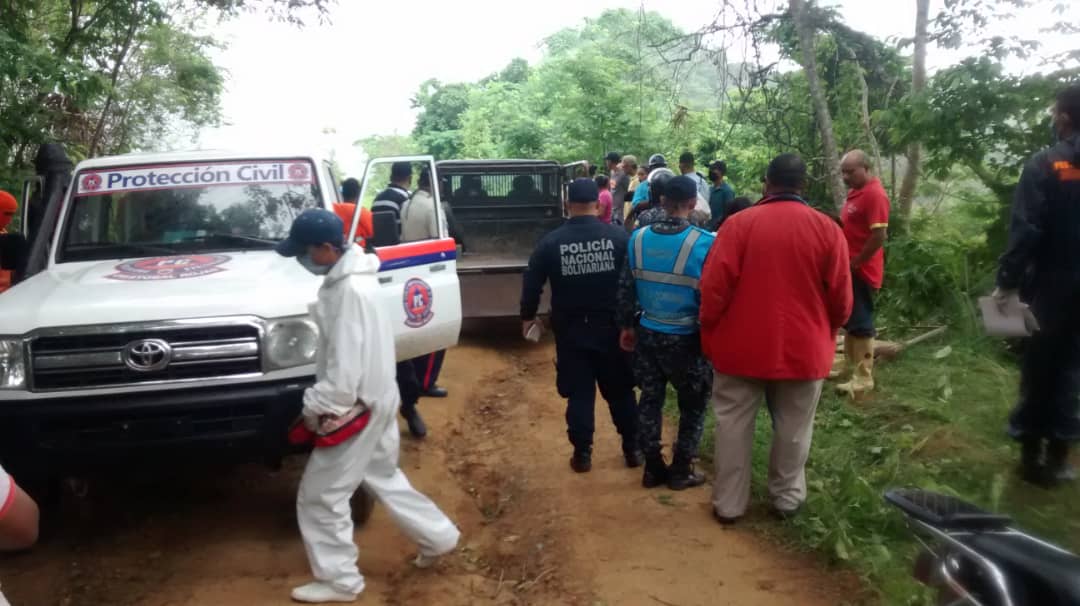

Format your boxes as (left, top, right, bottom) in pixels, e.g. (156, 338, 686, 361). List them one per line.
(664, 175, 699, 203)
(567, 178, 600, 203)
(275, 208, 345, 257)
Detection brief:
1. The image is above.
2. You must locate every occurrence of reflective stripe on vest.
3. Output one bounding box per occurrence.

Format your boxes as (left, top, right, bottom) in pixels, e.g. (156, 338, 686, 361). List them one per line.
(631, 226, 705, 331)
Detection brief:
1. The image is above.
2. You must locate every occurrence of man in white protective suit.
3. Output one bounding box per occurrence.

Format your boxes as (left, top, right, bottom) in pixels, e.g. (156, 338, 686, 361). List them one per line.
(276, 208, 460, 604)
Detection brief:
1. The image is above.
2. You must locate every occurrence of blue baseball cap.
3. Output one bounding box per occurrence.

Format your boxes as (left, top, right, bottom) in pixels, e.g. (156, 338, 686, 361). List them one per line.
(567, 178, 600, 203)
(275, 208, 345, 257)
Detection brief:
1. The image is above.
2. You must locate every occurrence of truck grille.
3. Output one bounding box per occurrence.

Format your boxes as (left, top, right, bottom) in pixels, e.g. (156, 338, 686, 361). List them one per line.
(30, 325, 262, 391)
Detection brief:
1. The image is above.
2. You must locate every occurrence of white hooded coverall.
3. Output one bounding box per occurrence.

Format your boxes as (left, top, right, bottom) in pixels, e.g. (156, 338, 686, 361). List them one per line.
(298, 244, 460, 595)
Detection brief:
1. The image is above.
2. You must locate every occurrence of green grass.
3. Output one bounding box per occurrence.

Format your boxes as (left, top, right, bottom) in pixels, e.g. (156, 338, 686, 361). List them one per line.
(667, 334, 1080, 605)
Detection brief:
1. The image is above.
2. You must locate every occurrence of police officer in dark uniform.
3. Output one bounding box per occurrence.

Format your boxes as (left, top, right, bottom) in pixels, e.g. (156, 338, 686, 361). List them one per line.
(617, 176, 715, 491)
(521, 178, 642, 473)
(996, 83, 1080, 486)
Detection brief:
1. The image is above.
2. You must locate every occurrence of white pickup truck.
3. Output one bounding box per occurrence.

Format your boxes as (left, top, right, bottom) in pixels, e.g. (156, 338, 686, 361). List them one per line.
(0, 147, 461, 485)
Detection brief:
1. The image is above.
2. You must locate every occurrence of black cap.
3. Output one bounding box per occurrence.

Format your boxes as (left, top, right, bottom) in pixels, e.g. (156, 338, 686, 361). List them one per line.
(275, 208, 345, 257)
(567, 178, 599, 203)
(605, 151, 621, 163)
(391, 161, 412, 181)
(664, 175, 698, 202)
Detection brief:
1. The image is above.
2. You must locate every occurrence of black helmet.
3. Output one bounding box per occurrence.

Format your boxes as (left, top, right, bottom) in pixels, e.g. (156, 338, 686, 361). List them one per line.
(647, 154, 667, 169)
(646, 168, 675, 206)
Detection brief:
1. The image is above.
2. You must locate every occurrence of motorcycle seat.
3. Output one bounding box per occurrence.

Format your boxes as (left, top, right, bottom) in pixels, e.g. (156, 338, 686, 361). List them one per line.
(965, 532, 1080, 606)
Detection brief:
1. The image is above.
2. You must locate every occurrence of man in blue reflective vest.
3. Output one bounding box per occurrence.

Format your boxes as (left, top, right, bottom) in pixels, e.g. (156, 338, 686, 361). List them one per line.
(617, 175, 716, 490)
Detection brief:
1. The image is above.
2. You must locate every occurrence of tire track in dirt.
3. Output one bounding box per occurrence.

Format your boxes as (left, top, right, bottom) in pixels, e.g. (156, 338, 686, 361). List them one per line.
(429, 329, 864, 606)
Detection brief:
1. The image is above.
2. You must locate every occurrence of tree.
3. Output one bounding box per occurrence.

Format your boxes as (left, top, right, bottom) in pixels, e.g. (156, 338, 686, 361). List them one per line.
(895, 0, 929, 234)
(411, 80, 473, 159)
(788, 0, 846, 210)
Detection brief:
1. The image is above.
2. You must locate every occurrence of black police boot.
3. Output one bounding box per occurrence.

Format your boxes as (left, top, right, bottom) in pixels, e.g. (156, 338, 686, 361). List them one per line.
(570, 448, 592, 473)
(1019, 436, 1045, 486)
(423, 386, 449, 398)
(1047, 439, 1077, 485)
(667, 454, 706, 491)
(641, 452, 669, 488)
(401, 405, 427, 439)
(623, 441, 644, 468)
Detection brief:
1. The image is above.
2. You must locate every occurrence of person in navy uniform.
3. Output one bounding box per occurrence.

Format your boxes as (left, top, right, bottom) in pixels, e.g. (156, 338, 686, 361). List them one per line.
(521, 178, 642, 473)
(617, 175, 716, 491)
(996, 83, 1080, 486)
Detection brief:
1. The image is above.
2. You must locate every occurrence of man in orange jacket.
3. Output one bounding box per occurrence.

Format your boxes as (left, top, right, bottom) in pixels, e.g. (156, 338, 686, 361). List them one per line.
(334, 178, 374, 248)
(700, 154, 852, 525)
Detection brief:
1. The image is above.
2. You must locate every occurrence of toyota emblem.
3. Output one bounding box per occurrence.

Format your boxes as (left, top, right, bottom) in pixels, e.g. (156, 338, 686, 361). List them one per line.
(122, 339, 172, 372)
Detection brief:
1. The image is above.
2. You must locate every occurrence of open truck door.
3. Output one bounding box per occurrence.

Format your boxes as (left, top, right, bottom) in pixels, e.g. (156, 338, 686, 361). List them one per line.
(0, 144, 72, 292)
(350, 155, 461, 361)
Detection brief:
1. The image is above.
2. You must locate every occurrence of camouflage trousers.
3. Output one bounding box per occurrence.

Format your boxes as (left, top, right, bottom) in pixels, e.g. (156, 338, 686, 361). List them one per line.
(633, 327, 712, 461)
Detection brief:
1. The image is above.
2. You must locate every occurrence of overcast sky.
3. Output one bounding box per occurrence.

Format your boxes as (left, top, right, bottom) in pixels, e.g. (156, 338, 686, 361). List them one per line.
(196, 0, 1078, 174)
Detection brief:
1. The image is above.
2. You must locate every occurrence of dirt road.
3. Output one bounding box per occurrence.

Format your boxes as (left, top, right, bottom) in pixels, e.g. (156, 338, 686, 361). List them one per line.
(1, 328, 861, 605)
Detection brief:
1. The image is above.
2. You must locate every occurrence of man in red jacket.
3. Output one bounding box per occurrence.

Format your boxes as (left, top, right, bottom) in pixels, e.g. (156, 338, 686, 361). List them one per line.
(701, 154, 852, 524)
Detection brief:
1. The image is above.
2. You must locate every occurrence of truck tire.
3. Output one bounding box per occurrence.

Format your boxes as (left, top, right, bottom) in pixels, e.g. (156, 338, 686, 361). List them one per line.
(351, 488, 375, 526)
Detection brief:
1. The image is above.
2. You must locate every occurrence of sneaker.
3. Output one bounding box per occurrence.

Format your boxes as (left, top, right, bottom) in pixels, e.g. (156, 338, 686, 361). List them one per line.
(291, 581, 359, 603)
(401, 407, 427, 438)
(570, 450, 592, 473)
(413, 552, 441, 569)
(423, 386, 449, 398)
(667, 457, 706, 491)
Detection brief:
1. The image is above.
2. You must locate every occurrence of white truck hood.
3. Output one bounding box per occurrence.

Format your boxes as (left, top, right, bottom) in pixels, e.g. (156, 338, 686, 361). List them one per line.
(0, 251, 322, 334)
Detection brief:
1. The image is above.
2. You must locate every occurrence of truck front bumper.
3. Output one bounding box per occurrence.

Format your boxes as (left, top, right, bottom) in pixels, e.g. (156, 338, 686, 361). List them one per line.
(0, 378, 312, 474)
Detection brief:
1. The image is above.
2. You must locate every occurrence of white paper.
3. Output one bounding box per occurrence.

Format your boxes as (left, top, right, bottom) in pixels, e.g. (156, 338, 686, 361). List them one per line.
(978, 296, 1031, 338)
(525, 323, 542, 343)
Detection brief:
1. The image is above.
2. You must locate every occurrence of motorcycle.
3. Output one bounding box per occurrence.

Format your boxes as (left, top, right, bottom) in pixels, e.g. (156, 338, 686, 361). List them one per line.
(885, 488, 1080, 605)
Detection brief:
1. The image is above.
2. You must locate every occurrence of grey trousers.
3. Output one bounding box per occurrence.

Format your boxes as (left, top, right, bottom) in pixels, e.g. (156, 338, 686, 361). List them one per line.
(710, 372, 823, 518)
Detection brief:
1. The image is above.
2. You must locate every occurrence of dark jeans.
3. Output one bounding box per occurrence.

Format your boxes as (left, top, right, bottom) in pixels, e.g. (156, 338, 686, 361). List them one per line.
(554, 335, 638, 453)
(845, 273, 876, 337)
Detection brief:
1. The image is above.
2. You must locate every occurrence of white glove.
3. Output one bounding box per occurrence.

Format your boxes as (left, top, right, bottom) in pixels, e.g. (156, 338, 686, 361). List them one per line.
(992, 287, 1041, 333)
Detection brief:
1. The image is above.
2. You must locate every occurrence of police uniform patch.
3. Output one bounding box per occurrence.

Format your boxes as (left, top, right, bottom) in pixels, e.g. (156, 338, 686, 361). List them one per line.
(107, 254, 230, 281)
(403, 278, 435, 328)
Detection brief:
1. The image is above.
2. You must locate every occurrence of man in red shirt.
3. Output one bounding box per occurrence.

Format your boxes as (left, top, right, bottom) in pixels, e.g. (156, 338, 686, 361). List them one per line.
(701, 154, 852, 524)
(837, 150, 890, 395)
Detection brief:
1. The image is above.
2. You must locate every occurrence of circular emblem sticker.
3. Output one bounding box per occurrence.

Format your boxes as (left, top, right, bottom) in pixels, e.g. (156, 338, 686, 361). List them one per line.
(288, 163, 310, 181)
(81, 174, 102, 192)
(107, 254, 230, 281)
(403, 278, 434, 328)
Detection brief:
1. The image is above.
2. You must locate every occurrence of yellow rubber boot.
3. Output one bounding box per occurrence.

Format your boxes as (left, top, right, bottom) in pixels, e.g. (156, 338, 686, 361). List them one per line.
(837, 337, 874, 395)
(828, 336, 852, 380)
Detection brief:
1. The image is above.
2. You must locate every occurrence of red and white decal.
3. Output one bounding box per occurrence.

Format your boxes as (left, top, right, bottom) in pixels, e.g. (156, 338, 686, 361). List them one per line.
(107, 255, 230, 281)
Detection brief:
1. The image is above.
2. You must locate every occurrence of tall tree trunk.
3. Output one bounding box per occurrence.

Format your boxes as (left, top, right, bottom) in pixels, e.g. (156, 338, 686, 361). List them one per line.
(88, 15, 139, 157)
(848, 51, 882, 174)
(896, 0, 930, 233)
(789, 0, 846, 210)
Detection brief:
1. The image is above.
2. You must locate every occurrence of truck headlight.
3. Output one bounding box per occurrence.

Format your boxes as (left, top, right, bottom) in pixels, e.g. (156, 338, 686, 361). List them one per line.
(265, 317, 318, 370)
(0, 339, 26, 389)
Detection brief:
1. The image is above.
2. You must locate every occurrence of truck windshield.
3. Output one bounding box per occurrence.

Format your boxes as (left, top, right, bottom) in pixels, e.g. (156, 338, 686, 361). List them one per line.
(58, 159, 321, 263)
